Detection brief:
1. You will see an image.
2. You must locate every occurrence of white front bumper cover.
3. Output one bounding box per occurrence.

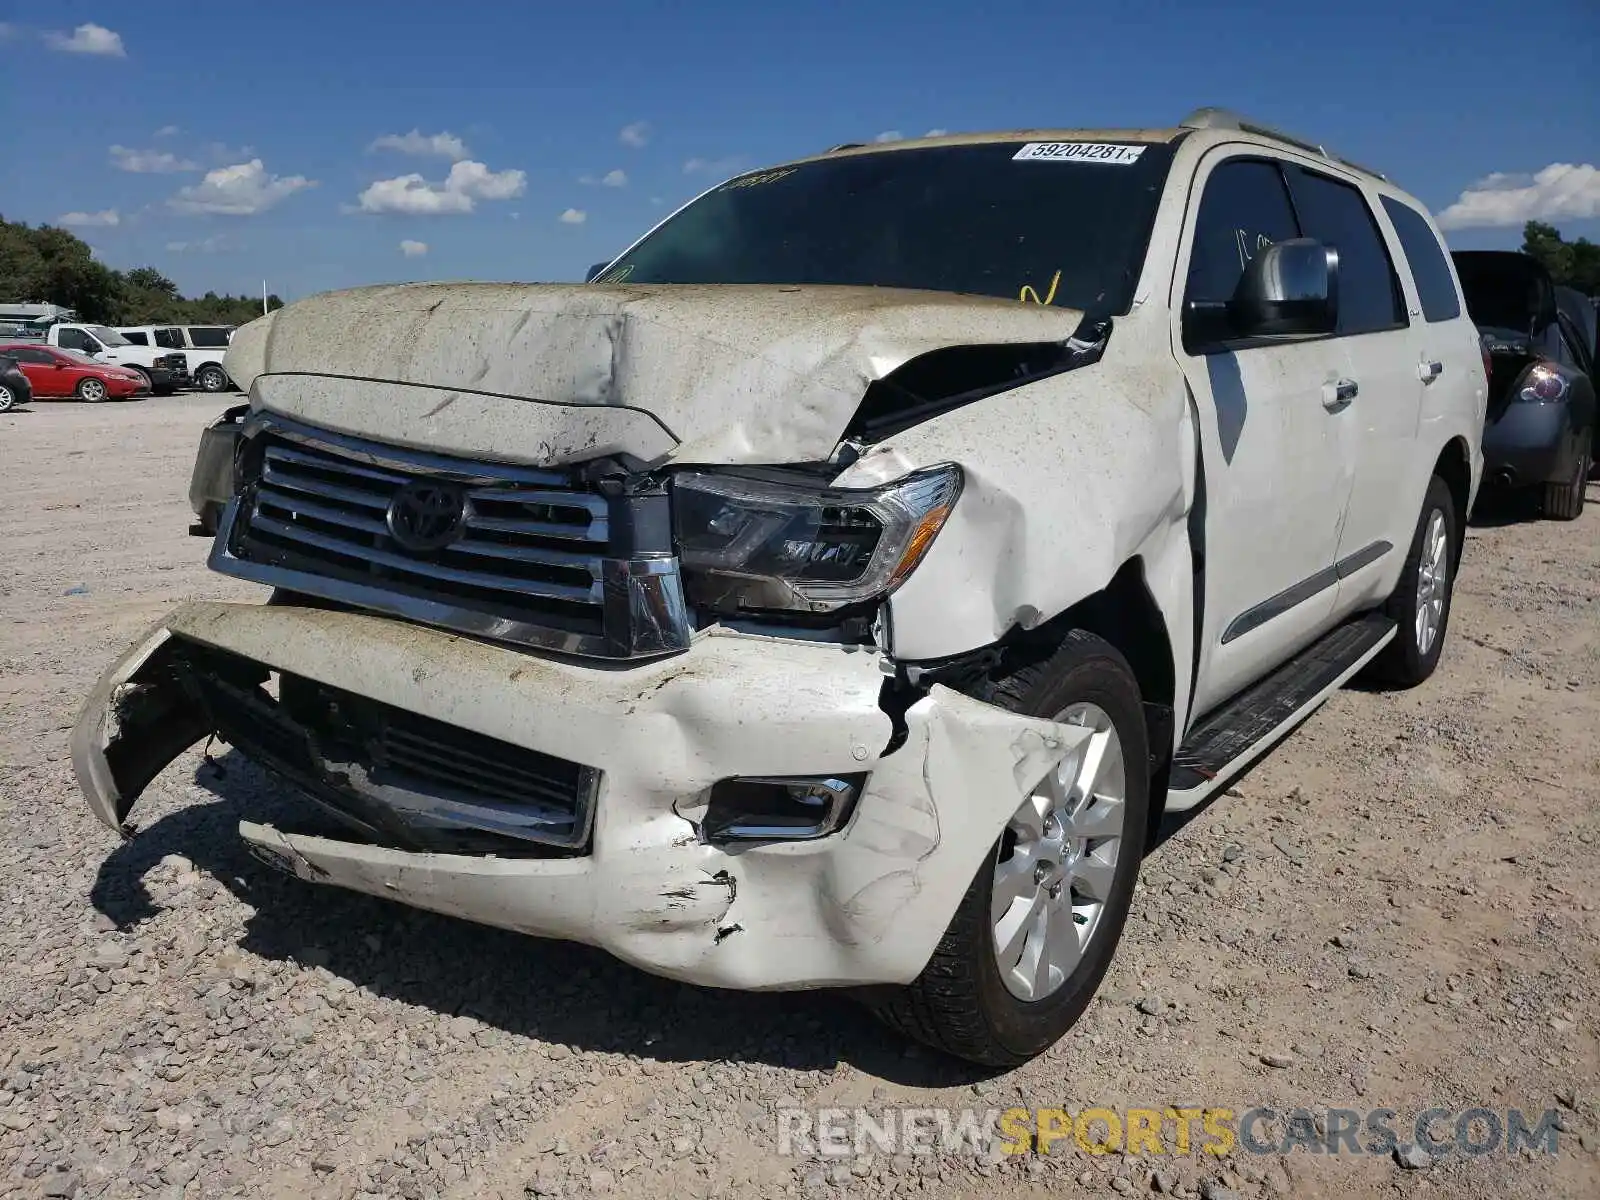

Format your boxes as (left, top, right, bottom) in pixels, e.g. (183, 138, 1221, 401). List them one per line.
(71, 602, 1083, 991)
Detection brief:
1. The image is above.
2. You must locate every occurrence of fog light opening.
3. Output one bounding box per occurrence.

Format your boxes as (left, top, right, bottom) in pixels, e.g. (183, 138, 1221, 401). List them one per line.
(702, 774, 867, 842)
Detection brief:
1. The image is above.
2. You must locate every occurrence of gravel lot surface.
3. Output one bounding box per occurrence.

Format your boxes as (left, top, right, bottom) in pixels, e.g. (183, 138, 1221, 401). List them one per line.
(2, 395, 1597, 1200)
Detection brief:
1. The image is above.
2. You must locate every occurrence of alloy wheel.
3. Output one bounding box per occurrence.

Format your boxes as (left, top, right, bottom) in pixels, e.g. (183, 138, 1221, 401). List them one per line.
(1414, 508, 1448, 656)
(991, 701, 1128, 1002)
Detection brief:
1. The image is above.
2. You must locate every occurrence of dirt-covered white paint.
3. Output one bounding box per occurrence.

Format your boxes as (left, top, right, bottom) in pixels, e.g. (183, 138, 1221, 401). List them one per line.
(224, 282, 1086, 466)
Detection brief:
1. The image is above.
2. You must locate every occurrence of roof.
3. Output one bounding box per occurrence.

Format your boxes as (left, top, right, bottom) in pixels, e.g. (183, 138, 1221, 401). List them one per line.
(786, 107, 1388, 183)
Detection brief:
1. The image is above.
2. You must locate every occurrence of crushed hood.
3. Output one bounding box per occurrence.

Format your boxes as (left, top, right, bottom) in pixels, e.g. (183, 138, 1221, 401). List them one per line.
(225, 282, 1085, 466)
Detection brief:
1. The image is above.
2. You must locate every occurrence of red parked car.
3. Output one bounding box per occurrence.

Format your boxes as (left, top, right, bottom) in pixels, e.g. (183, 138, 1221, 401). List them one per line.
(0, 343, 150, 402)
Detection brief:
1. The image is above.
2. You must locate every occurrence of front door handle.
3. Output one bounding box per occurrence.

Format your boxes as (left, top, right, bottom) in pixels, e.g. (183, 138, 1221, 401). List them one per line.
(1419, 360, 1444, 382)
(1323, 378, 1358, 411)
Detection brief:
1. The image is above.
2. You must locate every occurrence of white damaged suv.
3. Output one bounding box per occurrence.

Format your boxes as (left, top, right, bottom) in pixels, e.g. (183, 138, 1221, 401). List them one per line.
(74, 109, 1485, 1066)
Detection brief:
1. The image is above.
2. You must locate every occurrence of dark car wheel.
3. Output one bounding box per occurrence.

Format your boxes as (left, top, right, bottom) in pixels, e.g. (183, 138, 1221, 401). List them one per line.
(869, 629, 1150, 1067)
(196, 364, 230, 393)
(1542, 431, 1590, 521)
(0, 383, 18, 412)
(76, 378, 109, 403)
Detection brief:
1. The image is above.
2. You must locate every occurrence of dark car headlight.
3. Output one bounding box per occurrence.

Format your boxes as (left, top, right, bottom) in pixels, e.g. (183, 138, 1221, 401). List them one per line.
(671, 465, 961, 614)
(1516, 362, 1569, 404)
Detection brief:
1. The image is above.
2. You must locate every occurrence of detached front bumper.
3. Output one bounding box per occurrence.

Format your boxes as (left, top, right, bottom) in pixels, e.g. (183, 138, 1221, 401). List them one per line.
(72, 602, 1079, 991)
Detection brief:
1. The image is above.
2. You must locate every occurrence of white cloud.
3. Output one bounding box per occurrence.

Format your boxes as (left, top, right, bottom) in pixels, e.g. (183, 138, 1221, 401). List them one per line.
(154, 124, 180, 137)
(559, 208, 587, 225)
(45, 23, 125, 56)
(110, 144, 198, 173)
(354, 159, 525, 215)
(620, 121, 651, 149)
(399, 239, 429, 257)
(165, 235, 231, 253)
(57, 209, 120, 228)
(873, 130, 903, 143)
(370, 129, 470, 161)
(1438, 163, 1600, 230)
(683, 156, 744, 177)
(170, 159, 316, 215)
(581, 169, 628, 187)
(925, 128, 949, 137)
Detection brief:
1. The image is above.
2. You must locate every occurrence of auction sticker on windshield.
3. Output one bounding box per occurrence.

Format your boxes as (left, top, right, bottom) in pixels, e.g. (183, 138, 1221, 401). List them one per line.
(1013, 142, 1147, 164)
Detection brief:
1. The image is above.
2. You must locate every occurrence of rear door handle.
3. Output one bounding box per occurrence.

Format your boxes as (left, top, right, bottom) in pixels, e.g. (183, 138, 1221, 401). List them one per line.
(1323, 378, 1358, 410)
(1419, 360, 1444, 382)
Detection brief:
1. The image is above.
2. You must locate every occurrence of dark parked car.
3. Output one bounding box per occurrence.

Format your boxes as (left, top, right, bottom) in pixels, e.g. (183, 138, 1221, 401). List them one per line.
(1453, 251, 1596, 519)
(0, 352, 33, 412)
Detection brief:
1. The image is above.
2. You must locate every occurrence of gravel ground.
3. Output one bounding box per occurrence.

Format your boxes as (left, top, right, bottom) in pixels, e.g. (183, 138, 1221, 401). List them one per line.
(2, 395, 1597, 1200)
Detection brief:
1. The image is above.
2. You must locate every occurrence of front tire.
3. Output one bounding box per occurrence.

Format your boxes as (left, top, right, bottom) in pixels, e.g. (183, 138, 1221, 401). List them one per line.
(0, 383, 16, 413)
(1367, 474, 1457, 687)
(76, 378, 108, 403)
(1541, 430, 1590, 521)
(870, 630, 1150, 1067)
(195, 364, 229, 393)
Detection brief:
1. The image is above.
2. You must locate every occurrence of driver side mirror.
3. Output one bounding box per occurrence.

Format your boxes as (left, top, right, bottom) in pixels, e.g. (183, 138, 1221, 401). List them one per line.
(1228, 238, 1340, 339)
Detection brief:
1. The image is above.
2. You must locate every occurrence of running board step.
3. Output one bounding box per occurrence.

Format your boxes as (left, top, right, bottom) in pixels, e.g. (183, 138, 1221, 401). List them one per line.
(1166, 612, 1396, 812)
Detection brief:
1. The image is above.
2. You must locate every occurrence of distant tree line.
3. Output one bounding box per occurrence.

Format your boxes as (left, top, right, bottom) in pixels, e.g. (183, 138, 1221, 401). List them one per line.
(0, 215, 284, 326)
(1520, 222, 1600, 296)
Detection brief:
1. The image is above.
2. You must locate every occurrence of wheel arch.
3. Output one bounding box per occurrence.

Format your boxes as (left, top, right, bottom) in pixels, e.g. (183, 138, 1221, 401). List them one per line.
(1432, 436, 1472, 562)
(976, 558, 1178, 800)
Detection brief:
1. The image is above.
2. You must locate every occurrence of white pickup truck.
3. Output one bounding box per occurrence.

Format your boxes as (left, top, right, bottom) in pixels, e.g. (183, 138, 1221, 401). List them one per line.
(116, 325, 236, 394)
(42, 323, 189, 394)
(73, 108, 1485, 1067)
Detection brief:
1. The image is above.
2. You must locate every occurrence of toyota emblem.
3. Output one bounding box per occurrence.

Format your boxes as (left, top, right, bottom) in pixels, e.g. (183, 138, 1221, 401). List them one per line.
(386, 481, 468, 552)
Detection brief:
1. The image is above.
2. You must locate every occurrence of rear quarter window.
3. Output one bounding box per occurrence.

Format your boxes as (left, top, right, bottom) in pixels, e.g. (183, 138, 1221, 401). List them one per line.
(1380, 197, 1462, 323)
(186, 327, 231, 348)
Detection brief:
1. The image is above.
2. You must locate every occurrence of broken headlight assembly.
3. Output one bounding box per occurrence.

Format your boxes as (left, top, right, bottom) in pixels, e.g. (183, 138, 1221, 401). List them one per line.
(670, 465, 962, 614)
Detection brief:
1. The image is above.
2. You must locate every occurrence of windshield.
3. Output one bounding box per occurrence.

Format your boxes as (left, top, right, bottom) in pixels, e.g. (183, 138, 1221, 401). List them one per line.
(599, 141, 1176, 313)
(89, 325, 132, 346)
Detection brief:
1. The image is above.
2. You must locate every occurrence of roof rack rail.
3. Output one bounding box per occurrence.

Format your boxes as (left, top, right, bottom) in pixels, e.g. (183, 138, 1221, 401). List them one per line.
(1179, 107, 1387, 181)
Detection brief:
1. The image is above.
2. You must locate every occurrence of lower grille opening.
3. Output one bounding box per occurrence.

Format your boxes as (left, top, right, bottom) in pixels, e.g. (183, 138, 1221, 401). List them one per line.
(175, 642, 597, 857)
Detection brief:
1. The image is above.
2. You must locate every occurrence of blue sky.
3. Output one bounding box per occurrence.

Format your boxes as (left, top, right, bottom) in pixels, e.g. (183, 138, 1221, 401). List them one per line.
(3, 0, 1597, 302)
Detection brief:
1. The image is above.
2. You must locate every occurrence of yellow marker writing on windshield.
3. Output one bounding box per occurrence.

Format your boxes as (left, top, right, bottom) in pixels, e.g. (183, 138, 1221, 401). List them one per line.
(1019, 270, 1061, 305)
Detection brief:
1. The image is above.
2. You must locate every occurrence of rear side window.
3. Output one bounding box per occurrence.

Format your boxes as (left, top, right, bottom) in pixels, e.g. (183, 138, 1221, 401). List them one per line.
(155, 328, 186, 349)
(187, 327, 231, 348)
(8, 347, 54, 364)
(1380, 198, 1462, 322)
(1286, 169, 1406, 336)
(121, 331, 149, 345)
(1184, 159, 1301, 307)
(55, 327, 97, 352)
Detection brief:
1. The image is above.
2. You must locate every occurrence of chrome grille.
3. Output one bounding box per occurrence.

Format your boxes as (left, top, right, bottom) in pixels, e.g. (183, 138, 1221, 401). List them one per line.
(251, 439, 607, 606)
(210, 413, 692, 659)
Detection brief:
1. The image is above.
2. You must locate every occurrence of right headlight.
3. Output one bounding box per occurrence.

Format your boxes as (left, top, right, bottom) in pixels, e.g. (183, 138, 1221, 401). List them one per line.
(671, 464, 962, 614)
